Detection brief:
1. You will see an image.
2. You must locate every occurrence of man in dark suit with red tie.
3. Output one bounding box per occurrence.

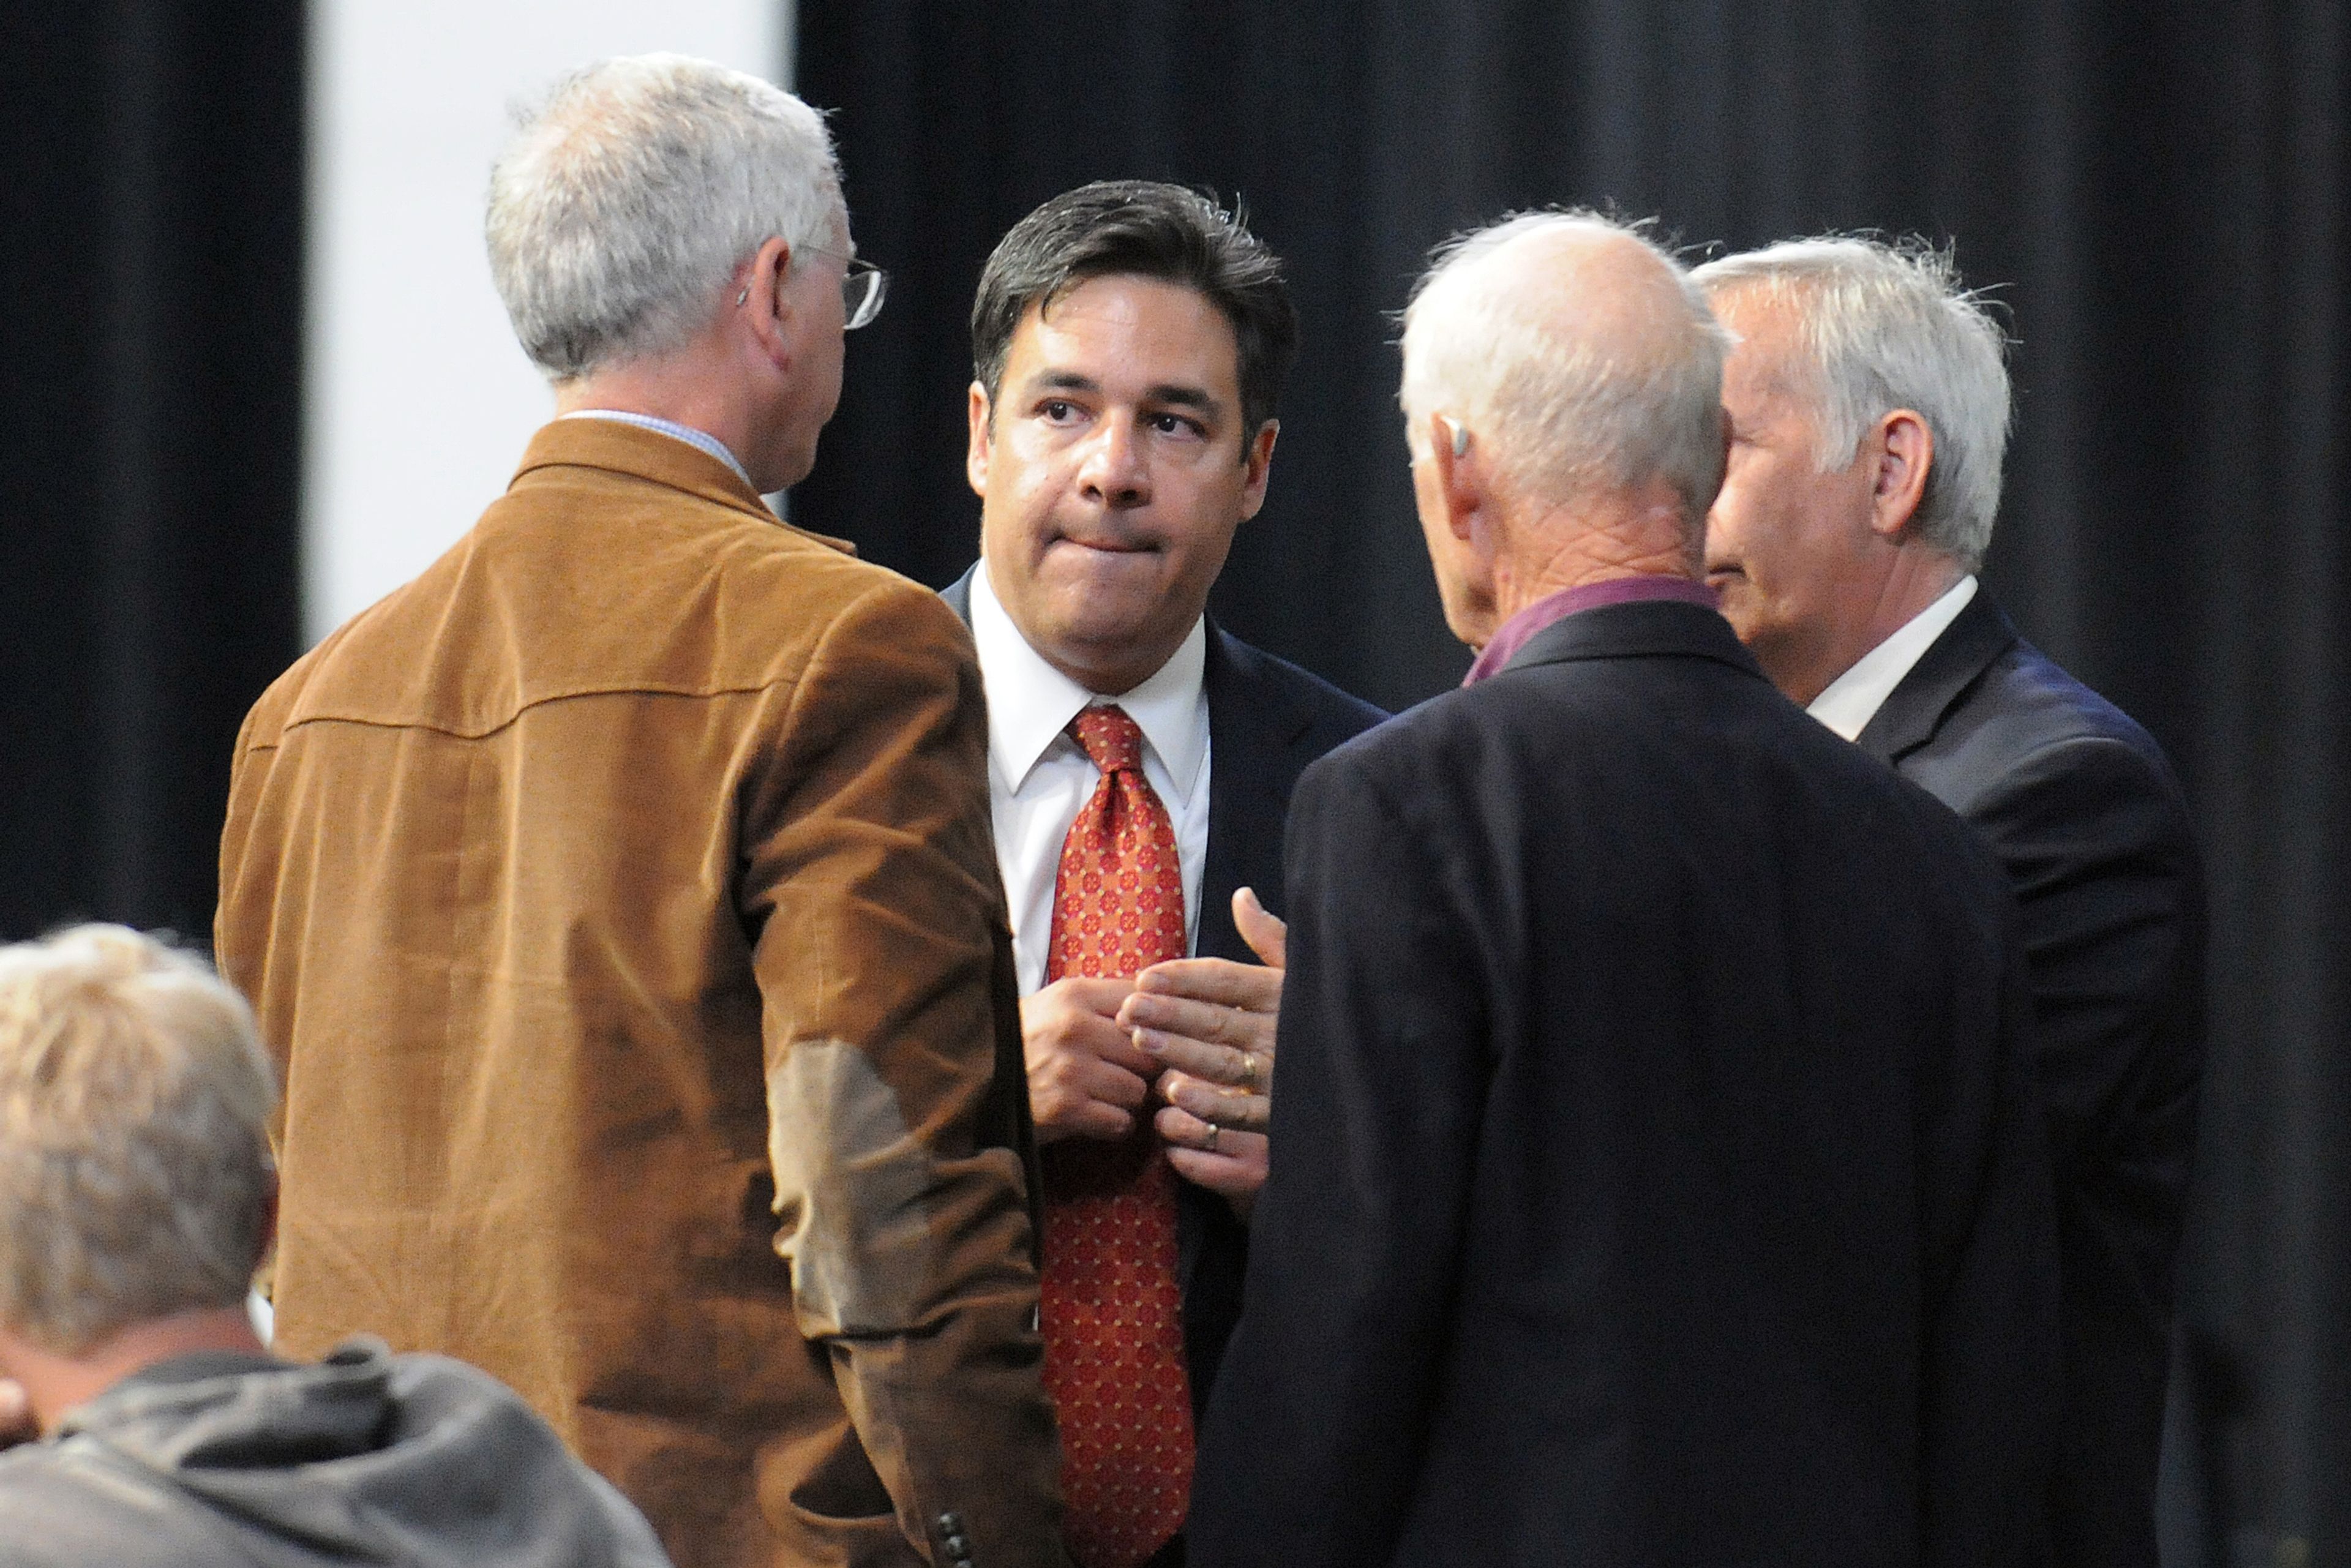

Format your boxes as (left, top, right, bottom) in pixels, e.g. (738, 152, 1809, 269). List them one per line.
(940, 182, 1383, 1568)
(1694, 236, 2205, 1567)
(1188, 212, 2061, 1568)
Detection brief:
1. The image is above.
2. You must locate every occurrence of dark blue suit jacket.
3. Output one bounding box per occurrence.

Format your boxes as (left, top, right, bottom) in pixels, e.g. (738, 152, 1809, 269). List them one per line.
(1191, 599, 2061, 1568)
(941, 566, 1385, 1414)
(1856, 590, 2205, 1568)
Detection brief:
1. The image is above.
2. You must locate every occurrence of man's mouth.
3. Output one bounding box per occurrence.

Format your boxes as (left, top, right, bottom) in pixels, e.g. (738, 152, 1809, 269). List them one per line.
(1051, 535, 1158, 556)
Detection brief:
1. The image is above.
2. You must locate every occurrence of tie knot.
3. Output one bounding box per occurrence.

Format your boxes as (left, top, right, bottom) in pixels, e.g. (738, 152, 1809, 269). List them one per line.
(1070, 705, 1146, 775)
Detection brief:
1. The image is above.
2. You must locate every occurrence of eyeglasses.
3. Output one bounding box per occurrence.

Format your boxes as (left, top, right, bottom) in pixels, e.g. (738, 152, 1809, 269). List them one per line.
(805, 246, 888, 331)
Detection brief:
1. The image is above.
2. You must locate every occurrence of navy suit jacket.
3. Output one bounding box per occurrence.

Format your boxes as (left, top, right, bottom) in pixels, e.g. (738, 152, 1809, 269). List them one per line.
(942, 566, 1385, 1414)
(1856, 590, 2205, 1568)
(1191, 599, 2060, 1568)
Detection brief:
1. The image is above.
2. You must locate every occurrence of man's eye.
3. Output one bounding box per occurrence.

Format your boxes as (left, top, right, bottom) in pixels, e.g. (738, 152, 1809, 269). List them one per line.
(1148, 413, 1204, 438)
(1040, 400, 1078, 422)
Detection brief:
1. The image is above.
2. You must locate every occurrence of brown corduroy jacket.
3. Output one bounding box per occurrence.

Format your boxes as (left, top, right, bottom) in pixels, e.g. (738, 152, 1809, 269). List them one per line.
(216, 419, 1065, 1568)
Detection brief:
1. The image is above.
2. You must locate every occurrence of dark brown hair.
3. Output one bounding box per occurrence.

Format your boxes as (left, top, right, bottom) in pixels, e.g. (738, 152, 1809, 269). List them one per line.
(971, 180, 1299, 448)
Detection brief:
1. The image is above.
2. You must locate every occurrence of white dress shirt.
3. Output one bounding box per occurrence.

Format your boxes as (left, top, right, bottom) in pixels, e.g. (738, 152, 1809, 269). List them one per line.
(970, 563, 1212, 997)
(1807, 575, 1979, 741)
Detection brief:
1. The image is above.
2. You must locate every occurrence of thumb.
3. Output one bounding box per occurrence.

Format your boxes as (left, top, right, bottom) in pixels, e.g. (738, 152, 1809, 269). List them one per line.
(1233, 887, 1288, 970)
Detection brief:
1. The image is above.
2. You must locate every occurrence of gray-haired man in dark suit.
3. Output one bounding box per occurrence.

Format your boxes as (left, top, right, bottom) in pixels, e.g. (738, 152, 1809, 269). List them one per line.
(1191, 212, 2060, 1568)
(1696, 236, 2205, 1568)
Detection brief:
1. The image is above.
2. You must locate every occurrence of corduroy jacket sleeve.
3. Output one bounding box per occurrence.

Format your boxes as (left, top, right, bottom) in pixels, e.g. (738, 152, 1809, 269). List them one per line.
(736, 574, 1067, 1568)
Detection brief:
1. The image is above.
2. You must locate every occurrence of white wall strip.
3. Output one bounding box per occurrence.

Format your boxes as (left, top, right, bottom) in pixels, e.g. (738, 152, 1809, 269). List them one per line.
(303, 0, 792, 642)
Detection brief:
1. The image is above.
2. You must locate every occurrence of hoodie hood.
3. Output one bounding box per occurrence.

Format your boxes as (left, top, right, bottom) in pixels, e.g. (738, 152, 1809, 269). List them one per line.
(23, 1338, 670, 1568)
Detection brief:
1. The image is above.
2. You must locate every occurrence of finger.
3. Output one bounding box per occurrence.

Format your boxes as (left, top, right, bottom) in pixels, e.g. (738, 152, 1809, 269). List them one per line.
(1234, 887, 1288, 969)
(1158, 1107, 1269, 1193)
(1134, 1029, 1258, 1089)
(1030, 1067, 1141, 1139)
(1076, 1059, 1153, 1111)
(1120, 991, 1275, 1052)
(1166, 1146, 1267, 1209)
(1046, 975, 1139, 1018)
(1172, 1124, 1265, 1165)
(1132, 956, 1281, 1011)
(1153, 1101, 1228, 1152)
(1035, 1003, 1160, 1076)
(1160, 1069, 1269, 1133)
(1054, 1101, 1135, 1142)
(1082, 1017, 1163, 1076)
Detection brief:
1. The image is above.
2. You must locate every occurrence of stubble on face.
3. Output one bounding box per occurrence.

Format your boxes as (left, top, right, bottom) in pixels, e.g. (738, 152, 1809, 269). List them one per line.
(968, 275, 1268, 695)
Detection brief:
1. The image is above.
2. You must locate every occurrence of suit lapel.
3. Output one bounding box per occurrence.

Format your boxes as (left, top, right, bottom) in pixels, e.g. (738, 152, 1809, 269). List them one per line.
(1185, 621, 1305, 1326)
(1853, 590, 2020, 765)
(1198, 622, 1303, 964)
(940, 565, 976, 626)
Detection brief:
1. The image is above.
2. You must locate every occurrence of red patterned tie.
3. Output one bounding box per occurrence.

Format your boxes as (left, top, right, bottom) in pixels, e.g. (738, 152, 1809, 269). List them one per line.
(1040, 704, 1193, 1568)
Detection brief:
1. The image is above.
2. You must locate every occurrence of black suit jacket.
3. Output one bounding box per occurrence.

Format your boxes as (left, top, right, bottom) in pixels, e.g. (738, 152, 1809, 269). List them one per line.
(942, 567, 1386, 1414)
(1190, 599, 2060, 1568)
(1856, 590, 2205, 1568)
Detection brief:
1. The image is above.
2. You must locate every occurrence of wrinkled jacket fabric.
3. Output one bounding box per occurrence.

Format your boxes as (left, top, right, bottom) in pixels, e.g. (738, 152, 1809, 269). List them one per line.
(215, 420, 1062, 1567)
(0, 1341, 672, 1567)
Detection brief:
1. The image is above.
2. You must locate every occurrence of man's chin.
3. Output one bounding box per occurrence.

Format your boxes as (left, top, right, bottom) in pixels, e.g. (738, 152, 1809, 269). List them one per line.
(1715, 593, 1780, 654)
(1037, 547, 1169, 608)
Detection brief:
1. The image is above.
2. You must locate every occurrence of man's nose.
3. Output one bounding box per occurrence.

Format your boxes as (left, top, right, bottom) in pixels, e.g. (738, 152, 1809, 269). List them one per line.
(1075, 419, 1151, 508)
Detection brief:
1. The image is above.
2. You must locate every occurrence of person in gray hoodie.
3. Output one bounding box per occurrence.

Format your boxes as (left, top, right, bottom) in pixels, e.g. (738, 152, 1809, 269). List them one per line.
(0, 924, 672, 1568)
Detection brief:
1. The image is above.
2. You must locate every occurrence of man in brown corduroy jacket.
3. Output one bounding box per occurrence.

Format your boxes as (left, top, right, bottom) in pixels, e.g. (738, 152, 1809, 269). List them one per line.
(216, 56, 1064, 1568)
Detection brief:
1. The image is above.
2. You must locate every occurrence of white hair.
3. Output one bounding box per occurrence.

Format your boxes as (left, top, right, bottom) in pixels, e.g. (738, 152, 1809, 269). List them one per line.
(487, 54, 843, 382)
(1691, 236, 2012, 570)
(0, 926, 276, 1354)
(1400, 210, 1733, 533)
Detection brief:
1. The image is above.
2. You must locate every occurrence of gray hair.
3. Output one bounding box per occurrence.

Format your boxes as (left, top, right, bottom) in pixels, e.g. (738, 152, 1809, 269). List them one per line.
(0, 926, 276, 1355)
(487, 54, 843, 382)
(1691, 236, 2012, 569)
(1400, 210, 1733, 531)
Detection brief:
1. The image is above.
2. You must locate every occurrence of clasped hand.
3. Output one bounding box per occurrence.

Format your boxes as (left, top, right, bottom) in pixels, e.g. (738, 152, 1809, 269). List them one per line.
(1020, 888, 1287, 1217)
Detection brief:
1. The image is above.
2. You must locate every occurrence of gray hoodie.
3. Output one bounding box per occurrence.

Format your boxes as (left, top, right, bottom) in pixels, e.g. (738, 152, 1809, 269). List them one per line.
(0, 1340, 673, 1567)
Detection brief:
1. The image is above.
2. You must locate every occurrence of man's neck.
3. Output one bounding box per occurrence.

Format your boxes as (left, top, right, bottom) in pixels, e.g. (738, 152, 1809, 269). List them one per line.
(555, 353, 760, 486)
(1, 1306, 267, 1433)
(1487, 492, 1695, 634)
(1791, 547, 1968, 707)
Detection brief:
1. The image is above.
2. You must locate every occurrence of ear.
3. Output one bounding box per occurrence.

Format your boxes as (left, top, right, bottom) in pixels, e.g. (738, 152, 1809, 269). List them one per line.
(966, 381, 995, 498)
(1235, 421, 1280, 523)
(1867, 408, 1933, 540)
(1429, 413, 1480, 542)
(737, 236, 798, 368)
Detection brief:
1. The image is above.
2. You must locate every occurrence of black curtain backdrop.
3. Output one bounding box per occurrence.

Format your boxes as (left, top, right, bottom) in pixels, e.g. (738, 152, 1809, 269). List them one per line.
(797, 4, 2347, 1562)
(0, 0, 303, 944)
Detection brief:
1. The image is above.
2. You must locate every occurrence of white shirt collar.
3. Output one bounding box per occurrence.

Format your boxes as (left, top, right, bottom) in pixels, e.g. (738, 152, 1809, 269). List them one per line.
(561, 409, 754, 490)
(1808, 574, 1979, 741)
(969, 561, 1209, 803)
